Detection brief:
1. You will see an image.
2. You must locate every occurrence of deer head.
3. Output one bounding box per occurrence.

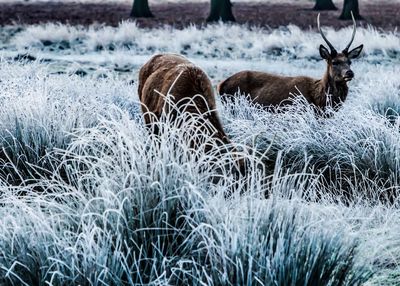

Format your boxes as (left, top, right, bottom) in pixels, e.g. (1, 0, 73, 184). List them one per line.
(317, 13, 363, 83)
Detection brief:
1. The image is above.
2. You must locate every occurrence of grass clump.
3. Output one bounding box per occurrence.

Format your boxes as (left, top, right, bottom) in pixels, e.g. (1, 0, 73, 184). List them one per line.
(222, 95, 400, 203)
(0, 106, 373, 285)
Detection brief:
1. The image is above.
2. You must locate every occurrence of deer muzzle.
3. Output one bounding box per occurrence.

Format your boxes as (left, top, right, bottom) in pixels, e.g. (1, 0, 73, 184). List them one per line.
(343, 70, 354, 81)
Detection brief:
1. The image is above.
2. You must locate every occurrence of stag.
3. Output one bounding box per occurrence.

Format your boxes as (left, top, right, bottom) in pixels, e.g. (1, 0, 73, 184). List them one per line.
(218, 13, 364, 111)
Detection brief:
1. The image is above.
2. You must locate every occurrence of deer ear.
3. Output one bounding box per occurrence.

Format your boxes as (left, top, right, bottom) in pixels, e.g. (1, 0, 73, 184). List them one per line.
(347, 44, 364, 59)
(319, 45, 330, 60)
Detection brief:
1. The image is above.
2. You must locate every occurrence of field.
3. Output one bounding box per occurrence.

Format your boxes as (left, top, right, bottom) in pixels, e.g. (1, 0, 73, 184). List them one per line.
(0, 18, 400, 285)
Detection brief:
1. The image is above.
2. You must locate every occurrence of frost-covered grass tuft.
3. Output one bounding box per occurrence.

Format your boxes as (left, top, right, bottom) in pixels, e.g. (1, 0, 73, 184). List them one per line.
(358, 68, 400, 124)
(222, 95, 400, 202)
(0, 105, 372, 285)
(2, 22, 399, 62)
(0, 61, 138, 185)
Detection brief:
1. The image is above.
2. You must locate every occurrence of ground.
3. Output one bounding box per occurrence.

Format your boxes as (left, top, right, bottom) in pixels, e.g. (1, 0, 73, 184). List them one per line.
(0, 1, 399, 30)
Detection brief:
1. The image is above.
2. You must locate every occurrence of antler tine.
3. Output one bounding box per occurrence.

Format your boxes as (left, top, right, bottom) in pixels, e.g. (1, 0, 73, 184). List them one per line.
(343, 11, 357, 53)
(317, 13, 337, 55)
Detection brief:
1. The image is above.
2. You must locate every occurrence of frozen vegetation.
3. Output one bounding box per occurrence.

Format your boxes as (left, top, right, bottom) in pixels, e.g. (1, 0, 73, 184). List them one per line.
(0, 22, 400, 285)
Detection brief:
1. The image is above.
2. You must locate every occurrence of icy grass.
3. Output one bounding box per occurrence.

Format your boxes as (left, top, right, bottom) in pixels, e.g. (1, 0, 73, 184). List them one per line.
(0, 22, 400, 284)
(0, 59, 399, 285)
(2, 22, 399, 62)
(0, 62, 139, 185)
(1, 22, 398, 92)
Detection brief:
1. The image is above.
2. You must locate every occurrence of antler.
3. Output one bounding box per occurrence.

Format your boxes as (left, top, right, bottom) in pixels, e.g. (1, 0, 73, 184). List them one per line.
(342, 11, 357, 54)
(317, 13, 337, 55)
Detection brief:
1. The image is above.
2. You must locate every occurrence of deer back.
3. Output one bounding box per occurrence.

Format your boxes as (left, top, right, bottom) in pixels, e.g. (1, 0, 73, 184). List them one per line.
(139, 53, 229, 145)
(219, 71, 318, 108)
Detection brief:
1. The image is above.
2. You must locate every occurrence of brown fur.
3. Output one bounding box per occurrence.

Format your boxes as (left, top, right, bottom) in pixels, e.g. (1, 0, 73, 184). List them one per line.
(218, 67, 349, 111)
(218, 65, 351, 111)
(139, 53, 246, 177)
(139, 53, 229, 144)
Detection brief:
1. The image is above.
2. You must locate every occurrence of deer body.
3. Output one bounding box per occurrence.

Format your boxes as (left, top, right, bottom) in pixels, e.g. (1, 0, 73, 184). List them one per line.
(139, 53, 246, 176)
(218, 69, 349, 110)
(139, 53, 229, 144)
(218, 14, 363, 111)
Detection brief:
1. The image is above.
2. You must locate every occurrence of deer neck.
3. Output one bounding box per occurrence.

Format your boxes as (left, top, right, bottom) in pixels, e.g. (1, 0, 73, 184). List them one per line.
(316, 70, 349, 109)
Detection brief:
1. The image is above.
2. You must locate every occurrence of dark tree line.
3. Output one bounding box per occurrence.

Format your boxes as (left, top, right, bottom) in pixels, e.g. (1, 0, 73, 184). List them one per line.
(130, 0, 236, 22)
(130, 0, 153, 18)
(340, 0, 363, 20)
(313, 0, 361, 19)
(207, 0, 235, 22)
(313, 0, 337, 10)
(131, 0, 361, 22)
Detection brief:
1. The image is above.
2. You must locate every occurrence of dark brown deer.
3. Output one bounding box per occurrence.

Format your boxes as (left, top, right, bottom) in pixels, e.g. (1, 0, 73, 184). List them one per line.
(218, 14, 363, 111)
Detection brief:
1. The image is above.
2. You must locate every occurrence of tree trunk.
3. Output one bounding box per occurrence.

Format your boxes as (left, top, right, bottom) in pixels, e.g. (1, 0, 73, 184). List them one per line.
(131, 0, 153, 18)
(339, 0, 362, 20)
(207, 0, 235, 22)
(313, 0, 337, 10)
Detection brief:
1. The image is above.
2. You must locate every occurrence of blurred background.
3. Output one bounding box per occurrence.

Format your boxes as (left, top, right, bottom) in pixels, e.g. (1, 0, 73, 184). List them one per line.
(0, 0, 399, 30)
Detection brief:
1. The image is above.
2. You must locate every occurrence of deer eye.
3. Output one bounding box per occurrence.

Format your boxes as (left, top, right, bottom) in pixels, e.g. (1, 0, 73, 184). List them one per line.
(332, 61, 339, 66)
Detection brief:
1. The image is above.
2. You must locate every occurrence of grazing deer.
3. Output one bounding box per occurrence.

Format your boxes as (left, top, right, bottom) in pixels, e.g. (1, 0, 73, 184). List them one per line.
(218, 13, 364, 111)
(139, 53, 245, 174)
(139, 53, 229, 144)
